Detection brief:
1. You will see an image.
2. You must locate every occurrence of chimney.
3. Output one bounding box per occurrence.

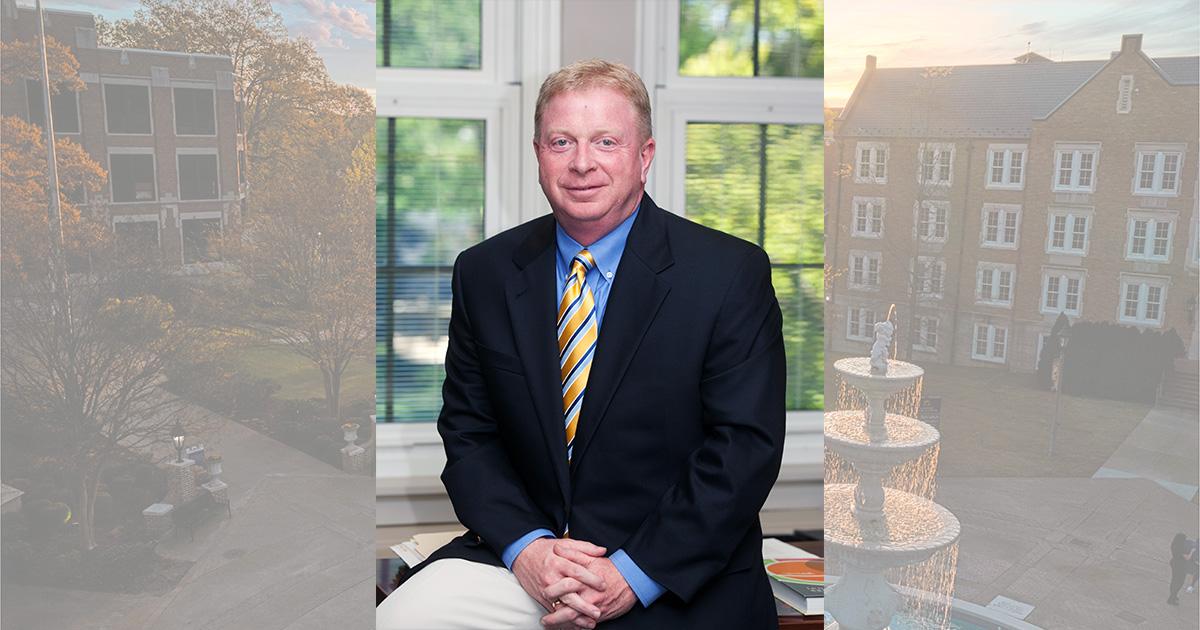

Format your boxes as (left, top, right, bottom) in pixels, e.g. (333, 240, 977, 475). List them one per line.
(1120, 34, 1143, 55)
(865, 55, 877, 74)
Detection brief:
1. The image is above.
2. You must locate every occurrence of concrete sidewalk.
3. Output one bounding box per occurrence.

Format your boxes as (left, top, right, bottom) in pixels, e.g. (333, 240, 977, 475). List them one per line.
(1094, 403, 1200, 501)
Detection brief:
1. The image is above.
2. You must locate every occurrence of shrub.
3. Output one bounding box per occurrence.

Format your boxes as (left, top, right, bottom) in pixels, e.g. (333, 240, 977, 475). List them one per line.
(1062, 322, 1185, 402)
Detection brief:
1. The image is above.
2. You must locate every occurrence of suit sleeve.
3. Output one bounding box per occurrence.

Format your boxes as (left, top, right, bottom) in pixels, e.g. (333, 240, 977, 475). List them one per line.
(619, 246, 786, 602)
(438, 254, 555, 558)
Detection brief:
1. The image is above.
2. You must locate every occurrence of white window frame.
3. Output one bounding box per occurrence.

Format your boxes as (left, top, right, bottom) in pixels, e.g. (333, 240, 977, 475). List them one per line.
(25, 78, 82, 134)
(1124, 210, 1176, 263)
(985, 143, 1026, 190)
(1040, 268, 1086, 317)
(171, 80, 218, 137)
(851, 196, 885, 238)
(180, 211, 224, 265)
(848, 250, 881, 291)
(917, 142, 954, 186)
(106, 146, 158, 204)
(912, 316, 939, 353)
(1045, 207, 1092, 256)
(175, 148, 221, 202)
(1131, 143, 1184, 197)
(855, 141, 888, 184)
(101, 76, 154, 136)
(980, 203, 1021, 250)
(915, 256, 944, 300)
(846, 306, 878, 342)
(111, 213, 161, 247)
(976, 262, 1015, 308)
(915, 199, 949, 243)
(1052, 142, 1100, 193)
(972, 322, 1008, 364)
(1117, 274, 1169, 328)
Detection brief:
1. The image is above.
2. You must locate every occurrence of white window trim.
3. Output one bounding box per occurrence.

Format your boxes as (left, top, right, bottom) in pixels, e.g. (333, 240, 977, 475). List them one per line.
(980, 202, 1021, 250)
(1052, 142, 1100, 193)
(854, 141, 888, 184)
(1188, 205, 1200, 270)
(376, 0, 515, 86)
(1130, 143, 1185, 197)
(1117, 273, 1169, 328)
(1045, 206, 1093, 256)
(1040, 267, 1086, 317)
(975, 262, 1016, 308)
(985, 143, 1026, 190)
(915, 199, 949, 243)
(175, 148, 221, 202)
(1124, 209, 1176, 263)
(915, 256, 945, 300)
(971, 322, 1008, 364)
(25, 78, 82, 134)
(101, 76, 154, 136)
(171, 81, 219, 138)
(912, 315, 939, 353)
(111, 212, 161, 247)
(851, 196, 885, 238)
(846, 306, 877, 342)
(916, 142, 955, 186)
(848, 250, 882, 291)
(106, 146, 158, 205)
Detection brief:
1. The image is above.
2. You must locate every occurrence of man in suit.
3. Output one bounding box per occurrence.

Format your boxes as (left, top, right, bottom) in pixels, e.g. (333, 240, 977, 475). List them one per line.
(378, 59, 785, 629)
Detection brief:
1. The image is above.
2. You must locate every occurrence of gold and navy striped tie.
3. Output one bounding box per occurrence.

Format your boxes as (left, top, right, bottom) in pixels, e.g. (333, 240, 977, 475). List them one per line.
(558, 249, 598, 462)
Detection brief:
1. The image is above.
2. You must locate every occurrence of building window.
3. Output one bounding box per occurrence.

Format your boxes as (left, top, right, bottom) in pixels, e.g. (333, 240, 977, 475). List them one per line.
(108, 152, 157, 203)
(1118, 275, 1168, 327)
(913, 316, 938, 353)
(1125, 212, 1174, 262)
(1046, 209, 1090, 255)
(985, 144, 1025, 189)
(113, 218, 159, 249)
(976, 262, 1014, 307)
(1132, 145, 1183, 196)
(916, 256, 944, 299)
(916, 200, 948, 242)
(104, 83, 152, 134)
(178, 153, 220, 200)
(846, 306, 877, 342)
(1052, 143, 1099, 192)
(26, 79, 80, 133)
(182, 217, 222, 263)
(848, 251, 881, 290)
(1116, 75, 1134, 114)
(981, 203, 1020, 249)
(855, 142, 887, 183)
(174, 86, 216, 136)
(972, 322, 1007, 363)
(1041, 269, 1085, 316)
(378, 0, 482, 69)
(852, 197, 884, 238)
(918, 142, 954, 185)
(677, 0, 822, 78)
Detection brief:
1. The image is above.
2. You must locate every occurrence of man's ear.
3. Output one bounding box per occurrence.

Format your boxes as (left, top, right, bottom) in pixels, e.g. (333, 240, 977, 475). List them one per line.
(640, 136, 656, 183)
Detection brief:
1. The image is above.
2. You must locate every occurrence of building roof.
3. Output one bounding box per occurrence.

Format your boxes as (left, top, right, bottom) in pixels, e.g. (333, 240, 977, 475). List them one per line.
(837, 55, 1199, 139)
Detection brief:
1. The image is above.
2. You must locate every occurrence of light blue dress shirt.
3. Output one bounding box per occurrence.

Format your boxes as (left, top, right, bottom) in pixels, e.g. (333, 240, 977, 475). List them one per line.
(500, 206, 667, 607)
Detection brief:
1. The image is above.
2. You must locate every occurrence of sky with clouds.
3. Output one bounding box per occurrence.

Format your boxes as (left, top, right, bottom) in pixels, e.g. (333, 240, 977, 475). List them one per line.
(826, 0, 1200, 107)
(41, 0, 374, 95)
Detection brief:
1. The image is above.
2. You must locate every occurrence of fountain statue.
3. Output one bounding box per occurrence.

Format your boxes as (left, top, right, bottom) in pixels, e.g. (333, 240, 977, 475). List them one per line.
(825, 310, 961, 629)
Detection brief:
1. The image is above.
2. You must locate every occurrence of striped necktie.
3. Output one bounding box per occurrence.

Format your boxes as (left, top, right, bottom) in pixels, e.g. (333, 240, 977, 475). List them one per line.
(558, 249, 598, 463)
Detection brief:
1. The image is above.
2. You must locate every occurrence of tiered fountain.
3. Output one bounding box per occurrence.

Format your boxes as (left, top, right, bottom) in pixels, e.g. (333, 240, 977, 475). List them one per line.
(824, 316, 961, 630)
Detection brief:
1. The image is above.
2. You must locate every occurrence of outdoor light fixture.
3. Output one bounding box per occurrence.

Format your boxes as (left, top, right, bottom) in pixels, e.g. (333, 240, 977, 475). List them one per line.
(172, 423, 186, 463)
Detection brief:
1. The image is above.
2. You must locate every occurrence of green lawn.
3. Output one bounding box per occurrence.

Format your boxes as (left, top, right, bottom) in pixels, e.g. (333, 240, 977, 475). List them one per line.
(232, 345, 374, 405)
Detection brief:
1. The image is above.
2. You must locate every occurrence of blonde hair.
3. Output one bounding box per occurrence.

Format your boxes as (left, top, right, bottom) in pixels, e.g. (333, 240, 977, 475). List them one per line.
(534, 59, 652, 142)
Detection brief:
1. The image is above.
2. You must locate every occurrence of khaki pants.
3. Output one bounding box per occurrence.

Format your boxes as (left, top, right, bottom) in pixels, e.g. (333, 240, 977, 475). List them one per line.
(377, 559, 548, 629)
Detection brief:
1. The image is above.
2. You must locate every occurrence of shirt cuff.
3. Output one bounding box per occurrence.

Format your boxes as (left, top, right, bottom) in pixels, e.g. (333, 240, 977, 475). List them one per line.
(610, 549, 666, 607)
(501, 529, 555, 570)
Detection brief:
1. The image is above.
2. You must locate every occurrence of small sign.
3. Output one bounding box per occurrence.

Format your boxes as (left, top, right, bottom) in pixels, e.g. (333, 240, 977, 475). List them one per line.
(919, 397, 941, 429)
(986, 595, 1035, 620)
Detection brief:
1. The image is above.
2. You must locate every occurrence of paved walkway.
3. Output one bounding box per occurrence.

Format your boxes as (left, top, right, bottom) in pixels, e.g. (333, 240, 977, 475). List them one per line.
(1, 393, 374, 630)
(1094, 403, 1200, 501)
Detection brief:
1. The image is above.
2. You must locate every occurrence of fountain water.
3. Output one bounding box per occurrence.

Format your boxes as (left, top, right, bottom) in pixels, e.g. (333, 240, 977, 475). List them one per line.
(824, 314, 961, 630)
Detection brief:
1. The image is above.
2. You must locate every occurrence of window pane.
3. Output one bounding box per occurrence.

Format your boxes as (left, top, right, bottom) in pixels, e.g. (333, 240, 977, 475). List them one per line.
(685, 122, 823, 410)
(679, 0, 822, 78)
(104, 84, 152, 134)
(26, 80, 80, 133)
(178, 154, 220, 200)
(109, 154, 156, 202)
(377, 117, 485, 423)
(174, 87, 216, 135)
(182, 218, 221, 263)
(378, 0, 481, 70)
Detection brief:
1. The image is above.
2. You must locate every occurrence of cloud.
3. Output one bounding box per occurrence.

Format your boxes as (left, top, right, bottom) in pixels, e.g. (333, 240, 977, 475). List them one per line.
(1018, 21, 1047, 35)
(290, 0, 375, 40)
(293, 20, 347, 49)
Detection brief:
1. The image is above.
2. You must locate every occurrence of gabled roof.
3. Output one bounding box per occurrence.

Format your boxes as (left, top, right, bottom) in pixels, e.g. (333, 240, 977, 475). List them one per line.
(837, 55, 1199, 139)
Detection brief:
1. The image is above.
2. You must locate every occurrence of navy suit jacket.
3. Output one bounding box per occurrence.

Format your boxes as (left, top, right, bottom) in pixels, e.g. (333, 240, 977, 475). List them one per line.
(414, 193, 785, 628)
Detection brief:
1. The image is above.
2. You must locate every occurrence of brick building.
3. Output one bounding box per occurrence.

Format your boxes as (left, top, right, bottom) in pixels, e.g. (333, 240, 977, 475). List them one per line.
(1, 1, 243, 266)
(826, 34, 1199, 372)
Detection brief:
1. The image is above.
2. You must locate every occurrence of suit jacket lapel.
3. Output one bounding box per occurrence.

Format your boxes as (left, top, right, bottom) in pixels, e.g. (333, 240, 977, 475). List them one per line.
(505, 216, 571, 509)
(570, 194, 674, 477)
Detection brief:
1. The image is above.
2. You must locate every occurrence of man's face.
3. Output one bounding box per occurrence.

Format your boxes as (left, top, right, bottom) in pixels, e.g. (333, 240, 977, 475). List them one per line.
(534, 87, 655, 242)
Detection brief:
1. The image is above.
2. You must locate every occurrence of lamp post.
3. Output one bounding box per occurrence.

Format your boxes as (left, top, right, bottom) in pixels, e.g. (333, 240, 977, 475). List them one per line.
(1048, 327, 1071, 456)
(172, 423, 186, 463)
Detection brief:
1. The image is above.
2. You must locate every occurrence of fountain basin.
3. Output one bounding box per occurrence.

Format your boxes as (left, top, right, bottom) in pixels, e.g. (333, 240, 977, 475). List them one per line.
(825, 411, 940, 469)
(824, 484, 961, 571)
(835, 357, 924, 396)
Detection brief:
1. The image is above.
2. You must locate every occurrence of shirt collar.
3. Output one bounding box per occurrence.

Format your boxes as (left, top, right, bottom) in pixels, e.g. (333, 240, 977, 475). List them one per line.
(555, 205, 639, 282)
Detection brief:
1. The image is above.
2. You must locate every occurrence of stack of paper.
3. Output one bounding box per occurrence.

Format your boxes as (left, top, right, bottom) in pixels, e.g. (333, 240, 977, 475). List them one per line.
(389, 530, 465, 566)
(761, 537, 824, 616)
